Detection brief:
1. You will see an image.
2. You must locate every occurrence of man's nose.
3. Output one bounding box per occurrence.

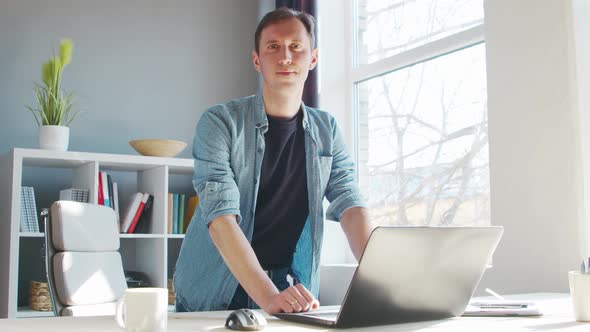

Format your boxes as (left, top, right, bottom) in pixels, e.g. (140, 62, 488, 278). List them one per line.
(278, 48, 292, 65)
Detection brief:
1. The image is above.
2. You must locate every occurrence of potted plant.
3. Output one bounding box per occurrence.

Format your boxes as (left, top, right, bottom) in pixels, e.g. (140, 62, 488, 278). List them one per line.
(26, 39, 81, 151)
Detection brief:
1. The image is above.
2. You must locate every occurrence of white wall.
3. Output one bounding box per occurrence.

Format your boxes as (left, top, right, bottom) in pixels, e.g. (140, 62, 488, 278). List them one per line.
(573, 0, 590, 260)
(480, 0, 585, 294)
(0, 0, 258, 157)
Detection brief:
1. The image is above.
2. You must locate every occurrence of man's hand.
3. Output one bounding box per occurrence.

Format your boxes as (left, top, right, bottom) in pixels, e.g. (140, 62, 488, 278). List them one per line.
(263, 283, 320, 314)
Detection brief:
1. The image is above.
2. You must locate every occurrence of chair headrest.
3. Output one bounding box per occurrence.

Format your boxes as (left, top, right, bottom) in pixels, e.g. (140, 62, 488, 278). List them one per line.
(51, 201, 120, 251)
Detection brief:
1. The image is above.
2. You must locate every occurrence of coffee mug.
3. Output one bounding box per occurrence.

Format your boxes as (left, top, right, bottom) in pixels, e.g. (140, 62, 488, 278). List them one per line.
(568, 271, 590, 321)
(116, 287, 168, 332)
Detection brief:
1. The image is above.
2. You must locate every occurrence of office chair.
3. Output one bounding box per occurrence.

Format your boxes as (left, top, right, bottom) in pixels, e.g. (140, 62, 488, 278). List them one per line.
(44, 201, 127, 316)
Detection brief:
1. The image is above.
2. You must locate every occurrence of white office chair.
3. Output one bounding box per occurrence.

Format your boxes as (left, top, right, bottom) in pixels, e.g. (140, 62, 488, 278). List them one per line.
(44, 201, 127, 316)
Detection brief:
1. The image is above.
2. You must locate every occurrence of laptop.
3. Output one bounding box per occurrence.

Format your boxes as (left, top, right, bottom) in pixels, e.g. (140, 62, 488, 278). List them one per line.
(275, 226, 504, 328)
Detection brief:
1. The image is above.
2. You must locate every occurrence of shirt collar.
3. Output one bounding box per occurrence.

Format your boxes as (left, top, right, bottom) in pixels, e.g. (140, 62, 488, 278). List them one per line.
(254, 90, 268, 129)
(253, 89, 311, 132)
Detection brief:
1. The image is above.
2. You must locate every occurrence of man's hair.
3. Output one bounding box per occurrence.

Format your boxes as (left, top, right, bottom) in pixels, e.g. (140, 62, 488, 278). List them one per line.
(254, 7, 316, 54)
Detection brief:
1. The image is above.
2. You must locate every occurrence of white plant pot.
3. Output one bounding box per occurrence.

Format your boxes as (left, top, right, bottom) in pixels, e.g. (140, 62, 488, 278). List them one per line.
(38, 125, 69, 151)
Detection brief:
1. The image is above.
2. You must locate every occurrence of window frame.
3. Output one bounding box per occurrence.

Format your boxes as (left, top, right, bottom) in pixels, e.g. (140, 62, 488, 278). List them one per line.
(349, 0, 487, 222)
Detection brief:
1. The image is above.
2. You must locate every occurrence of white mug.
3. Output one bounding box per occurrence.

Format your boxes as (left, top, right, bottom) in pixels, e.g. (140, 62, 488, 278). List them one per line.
(116, 287, 168, 332)
(568, 271, 590, 321)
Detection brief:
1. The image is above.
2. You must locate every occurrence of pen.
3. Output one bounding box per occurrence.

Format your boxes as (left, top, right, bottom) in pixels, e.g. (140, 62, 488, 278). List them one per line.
(485, 288, 505, 300)
(477, 303, 529, 309)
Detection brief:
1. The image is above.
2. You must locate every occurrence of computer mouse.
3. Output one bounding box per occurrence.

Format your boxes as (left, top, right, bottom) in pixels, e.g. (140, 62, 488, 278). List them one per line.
(225, 308, 267, 331)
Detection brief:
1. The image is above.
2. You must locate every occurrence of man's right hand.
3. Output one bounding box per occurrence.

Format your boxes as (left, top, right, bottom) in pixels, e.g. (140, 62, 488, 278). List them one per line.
(263, 283, 320, 315)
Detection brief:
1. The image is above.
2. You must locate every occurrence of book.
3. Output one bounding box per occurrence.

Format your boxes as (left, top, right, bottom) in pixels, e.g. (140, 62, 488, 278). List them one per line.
(20, 186, 39, 232)
(133, 195, 153, 234)
(98, 172, 104, 205)
(112, 182, 119, 219)
(178, 194, 186, 234)
(107, 173, 114, 209)
(120, 192, 144, 233)
(167, 193, 173, 234)
(184, 195, 199, 233)
(172, 194, 179, 234)
(127, 193, 150, 234)
(101, 172, 110, 207)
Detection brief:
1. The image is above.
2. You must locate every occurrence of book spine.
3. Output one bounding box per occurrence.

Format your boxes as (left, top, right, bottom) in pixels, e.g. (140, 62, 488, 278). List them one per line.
(128, 193, 149, 234)
(101, 172, 110, 207)
(107, 173, 114, 209)
(21, 187, 39, 233)
(172, 193, 179, 234)
(113, 182, 120, 220)
(135, 195, 153, 234)
(178, 194, 186, 234)
(98, 172, 104, 205)
(167, 193, 173, 234)
(120, 193, 143, 233)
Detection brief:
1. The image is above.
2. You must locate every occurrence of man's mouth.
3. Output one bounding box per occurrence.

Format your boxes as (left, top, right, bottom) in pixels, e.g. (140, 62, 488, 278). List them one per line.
(276, 71, 296, 76)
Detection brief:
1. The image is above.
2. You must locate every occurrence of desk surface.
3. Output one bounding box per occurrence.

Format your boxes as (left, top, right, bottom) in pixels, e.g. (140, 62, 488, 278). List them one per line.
(0, 294, 588, 331)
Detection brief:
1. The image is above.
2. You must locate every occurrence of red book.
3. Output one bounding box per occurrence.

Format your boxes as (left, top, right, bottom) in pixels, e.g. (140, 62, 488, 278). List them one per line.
(127, 193, 149, 233)
(98, 172, 104, 205)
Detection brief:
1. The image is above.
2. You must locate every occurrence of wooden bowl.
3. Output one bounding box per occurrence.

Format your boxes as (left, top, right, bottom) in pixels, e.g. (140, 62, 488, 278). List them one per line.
(129, 139, 187, 158)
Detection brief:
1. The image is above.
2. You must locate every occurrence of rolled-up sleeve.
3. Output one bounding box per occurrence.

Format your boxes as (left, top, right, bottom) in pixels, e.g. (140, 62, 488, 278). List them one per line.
(192, 108, 241, 225)
(324, 117, 367, 221)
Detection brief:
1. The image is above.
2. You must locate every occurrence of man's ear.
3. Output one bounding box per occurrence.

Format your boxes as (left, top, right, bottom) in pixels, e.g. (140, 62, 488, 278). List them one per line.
(252, 50, 261, 72)
(309, 48, 319, 70)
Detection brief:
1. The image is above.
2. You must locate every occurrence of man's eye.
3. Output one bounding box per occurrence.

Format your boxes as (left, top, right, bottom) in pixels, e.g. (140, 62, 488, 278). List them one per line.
(292, 44, 302, 49)
(268, 44, 278, 49)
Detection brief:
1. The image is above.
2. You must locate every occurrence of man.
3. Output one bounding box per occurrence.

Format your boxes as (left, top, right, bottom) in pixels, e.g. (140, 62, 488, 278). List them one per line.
(174, 7, 373, 315)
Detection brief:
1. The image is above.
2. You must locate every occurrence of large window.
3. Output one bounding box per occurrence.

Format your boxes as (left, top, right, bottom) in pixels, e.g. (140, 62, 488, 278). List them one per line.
(354, 0, 489, 226)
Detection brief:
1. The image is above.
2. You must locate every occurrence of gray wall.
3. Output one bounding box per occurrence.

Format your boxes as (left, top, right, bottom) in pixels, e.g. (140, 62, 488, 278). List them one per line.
(0, 0, 259, 157)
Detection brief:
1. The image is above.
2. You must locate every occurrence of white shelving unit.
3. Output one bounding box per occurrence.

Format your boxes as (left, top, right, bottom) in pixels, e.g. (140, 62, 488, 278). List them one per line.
(0, 148, 194, 318)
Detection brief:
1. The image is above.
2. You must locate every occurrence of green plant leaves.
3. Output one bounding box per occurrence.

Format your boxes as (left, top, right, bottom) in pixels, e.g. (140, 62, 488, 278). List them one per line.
(27, 39, 79, 127)
(59, 39, 73, 65)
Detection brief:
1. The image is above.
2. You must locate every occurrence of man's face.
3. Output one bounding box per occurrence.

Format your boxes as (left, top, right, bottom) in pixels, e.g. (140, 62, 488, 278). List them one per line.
(253, 17, 318, 93)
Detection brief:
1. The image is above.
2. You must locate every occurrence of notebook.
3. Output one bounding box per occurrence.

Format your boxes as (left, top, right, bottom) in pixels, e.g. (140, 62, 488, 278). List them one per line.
(275, 226, 504, 328)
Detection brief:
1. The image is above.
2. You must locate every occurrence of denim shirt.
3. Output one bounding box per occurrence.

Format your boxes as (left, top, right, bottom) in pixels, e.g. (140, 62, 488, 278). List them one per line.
(174, 92, 366, 311)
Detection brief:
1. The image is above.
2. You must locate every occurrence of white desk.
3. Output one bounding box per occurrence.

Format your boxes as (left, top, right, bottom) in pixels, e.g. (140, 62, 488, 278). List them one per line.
(0, 294, 588, 331)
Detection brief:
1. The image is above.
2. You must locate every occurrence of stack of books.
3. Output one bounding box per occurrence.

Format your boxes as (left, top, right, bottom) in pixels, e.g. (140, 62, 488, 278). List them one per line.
(20, 186, 39, 232)
(120, 192, 153, 234)
(59, 188, 89, 203)
(168, 193, 198, 234)
(98, 171, 120, 217)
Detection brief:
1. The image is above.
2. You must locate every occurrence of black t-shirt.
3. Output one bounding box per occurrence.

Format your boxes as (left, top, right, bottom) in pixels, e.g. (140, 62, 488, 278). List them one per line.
(251, 110, 309, 269)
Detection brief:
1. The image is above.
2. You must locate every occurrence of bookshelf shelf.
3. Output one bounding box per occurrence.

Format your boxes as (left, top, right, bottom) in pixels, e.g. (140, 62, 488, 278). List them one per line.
(167, 234, 186, 239)
(119, 234, 165, 239)
(16, 306, 54, 318)
(0, 148, 194, 318)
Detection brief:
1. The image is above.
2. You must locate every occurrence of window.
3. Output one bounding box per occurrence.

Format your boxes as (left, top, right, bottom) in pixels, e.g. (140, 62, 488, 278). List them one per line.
(354, 0, 489, 226)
